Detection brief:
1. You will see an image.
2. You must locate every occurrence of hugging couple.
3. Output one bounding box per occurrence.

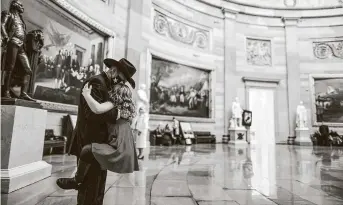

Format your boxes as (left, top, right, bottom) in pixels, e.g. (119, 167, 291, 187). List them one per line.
(56, 58, 139, 205)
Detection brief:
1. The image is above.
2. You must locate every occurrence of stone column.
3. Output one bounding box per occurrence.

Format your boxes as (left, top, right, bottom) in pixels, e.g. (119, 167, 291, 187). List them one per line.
(106, 35, 116, 59)
(223, 9, 238, 138)
(126, 0, 152, 89)
(283, 17, 300, 139)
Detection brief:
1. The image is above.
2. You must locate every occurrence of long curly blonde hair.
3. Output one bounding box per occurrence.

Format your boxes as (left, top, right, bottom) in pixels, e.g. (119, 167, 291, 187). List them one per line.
(109, 83, 136, 120)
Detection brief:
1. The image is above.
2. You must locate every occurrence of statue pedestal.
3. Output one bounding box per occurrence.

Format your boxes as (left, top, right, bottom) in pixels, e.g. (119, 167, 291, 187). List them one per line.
(1, 101, 52, 193)
(228, 127, 248, 146)
(247, 128, 256, 145)
(294, 128, 312, 146)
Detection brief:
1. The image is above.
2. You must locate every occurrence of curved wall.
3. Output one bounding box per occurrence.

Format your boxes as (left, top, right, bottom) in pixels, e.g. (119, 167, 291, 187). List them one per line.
(130, 0, 343, 143)
(201, 0, 343, 9)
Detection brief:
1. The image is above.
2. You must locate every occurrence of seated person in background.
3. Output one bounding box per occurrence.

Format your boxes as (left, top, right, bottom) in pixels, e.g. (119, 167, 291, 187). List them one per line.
(152, 123, 163, 136)
(319, 123, 330, 146)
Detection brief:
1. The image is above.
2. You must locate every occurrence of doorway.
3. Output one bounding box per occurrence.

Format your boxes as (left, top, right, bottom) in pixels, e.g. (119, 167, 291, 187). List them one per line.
(248, 88, 276, 145)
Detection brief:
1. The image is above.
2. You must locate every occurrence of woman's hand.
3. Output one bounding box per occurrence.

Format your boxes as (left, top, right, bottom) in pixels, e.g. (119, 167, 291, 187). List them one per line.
(82, 83, 92, 97)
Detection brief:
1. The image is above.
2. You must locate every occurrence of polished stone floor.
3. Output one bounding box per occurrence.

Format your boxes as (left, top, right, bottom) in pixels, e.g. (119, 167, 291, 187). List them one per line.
(1, 144, 343, 205)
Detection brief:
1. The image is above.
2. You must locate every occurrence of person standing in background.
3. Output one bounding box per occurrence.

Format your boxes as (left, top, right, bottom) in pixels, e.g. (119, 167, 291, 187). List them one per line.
(132, 106, 149, 160)
(53, 50, 63, 88)
(172, 117, 181, 145)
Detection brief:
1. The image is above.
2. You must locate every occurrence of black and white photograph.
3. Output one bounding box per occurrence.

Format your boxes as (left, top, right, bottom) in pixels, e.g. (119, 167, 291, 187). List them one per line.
(149, 57, 211, 118)
(1, 0, 343, 204)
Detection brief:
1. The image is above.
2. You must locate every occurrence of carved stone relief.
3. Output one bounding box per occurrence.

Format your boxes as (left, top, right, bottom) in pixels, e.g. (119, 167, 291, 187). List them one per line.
(153, 11, 209, 50)
(313, 41, 343, 59)
(246, 38, 272, 66)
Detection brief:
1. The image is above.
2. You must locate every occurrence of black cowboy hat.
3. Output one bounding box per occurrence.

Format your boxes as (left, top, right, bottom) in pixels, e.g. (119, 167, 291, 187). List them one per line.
(103, 58, 136, 88)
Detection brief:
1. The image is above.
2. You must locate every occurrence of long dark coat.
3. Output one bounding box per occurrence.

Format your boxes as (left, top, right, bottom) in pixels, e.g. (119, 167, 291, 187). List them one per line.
(68, 72, 118, 157)
(67, 72, 118, 205)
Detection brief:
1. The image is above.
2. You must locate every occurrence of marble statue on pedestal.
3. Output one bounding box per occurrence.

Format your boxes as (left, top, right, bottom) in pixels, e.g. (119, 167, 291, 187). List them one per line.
(232, 97, 243, 127)
(296, 101, 308, 128)
(295, 101, 311, 146)
(229, 118, 235, 128)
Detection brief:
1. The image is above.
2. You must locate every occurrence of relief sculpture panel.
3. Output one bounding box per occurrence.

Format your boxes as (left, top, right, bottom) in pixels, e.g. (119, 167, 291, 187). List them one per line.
(246, 38, 272, 66)
(313, 41, 343, 59)
(153, 11, 209, 50)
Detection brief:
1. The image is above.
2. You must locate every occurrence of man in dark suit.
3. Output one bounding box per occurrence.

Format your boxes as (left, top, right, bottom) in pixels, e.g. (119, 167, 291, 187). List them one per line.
(57, 58, 136, 205)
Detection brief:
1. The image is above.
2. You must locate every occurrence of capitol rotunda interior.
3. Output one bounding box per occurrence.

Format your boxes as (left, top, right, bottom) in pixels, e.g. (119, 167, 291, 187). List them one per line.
(0, 0, 343, 204)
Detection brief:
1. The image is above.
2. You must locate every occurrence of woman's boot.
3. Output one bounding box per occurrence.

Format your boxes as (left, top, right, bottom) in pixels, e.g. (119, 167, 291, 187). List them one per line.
(56, 160, 91, 190)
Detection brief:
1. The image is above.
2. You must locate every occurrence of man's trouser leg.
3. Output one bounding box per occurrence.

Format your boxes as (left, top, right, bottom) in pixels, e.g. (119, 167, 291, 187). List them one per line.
(77, 145, 107, 205)
(3, 42, 19, 98)
(56, 145, 95, 190)
(17, 50, 35, 101)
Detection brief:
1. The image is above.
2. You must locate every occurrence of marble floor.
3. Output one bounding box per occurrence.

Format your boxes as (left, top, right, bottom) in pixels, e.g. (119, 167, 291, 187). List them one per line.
(1, 144, 343, 205)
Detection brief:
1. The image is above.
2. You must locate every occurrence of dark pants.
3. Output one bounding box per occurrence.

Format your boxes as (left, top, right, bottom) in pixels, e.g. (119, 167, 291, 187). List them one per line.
(5, 41, 31, 74)
(77, 144, 107, 205)
(79, 144, 98, 165)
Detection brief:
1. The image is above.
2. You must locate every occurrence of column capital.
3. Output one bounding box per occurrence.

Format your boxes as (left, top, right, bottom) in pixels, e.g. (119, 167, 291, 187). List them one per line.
(282, 17, 300, 26)
(222, 8, 239, 20)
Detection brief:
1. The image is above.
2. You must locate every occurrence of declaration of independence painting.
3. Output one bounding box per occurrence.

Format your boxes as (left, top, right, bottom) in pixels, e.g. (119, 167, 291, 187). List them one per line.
(31, 19, 105, 106)
(150, 57, 211, 118)
(314, 77, 343, 124)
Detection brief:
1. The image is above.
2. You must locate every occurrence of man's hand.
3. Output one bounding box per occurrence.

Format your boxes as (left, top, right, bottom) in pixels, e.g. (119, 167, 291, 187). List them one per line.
(82, 83, 92, 97)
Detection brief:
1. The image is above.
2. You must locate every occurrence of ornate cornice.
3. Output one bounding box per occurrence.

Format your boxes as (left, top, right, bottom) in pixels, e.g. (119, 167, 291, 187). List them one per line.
(51, 0, 116, 37)
(222, 0, 343, 10)
(282, 17, 300, 26)
(222, 8, 239, 19)
(38, 100, 78, 114)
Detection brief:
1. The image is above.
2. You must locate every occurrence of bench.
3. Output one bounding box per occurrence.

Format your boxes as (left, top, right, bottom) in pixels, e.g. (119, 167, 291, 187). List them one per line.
(43, 129, 67, 155)
(194, 131, 216, 144)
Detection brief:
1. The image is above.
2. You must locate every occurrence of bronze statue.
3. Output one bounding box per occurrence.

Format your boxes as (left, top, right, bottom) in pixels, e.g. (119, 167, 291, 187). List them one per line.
(11, 30, 44, 99)
(1, 0, 41, 101)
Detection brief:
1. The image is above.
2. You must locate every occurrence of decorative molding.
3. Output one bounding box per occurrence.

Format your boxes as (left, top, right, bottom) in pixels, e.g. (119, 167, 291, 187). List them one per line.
(242, 77, 280, 84)
(48, 0, 116, 37)
(313, 41, 343, 59)
(282, 17, 300, 26)
(246, 38, 272, 66)
(153, 11, 210, 50)
(284, 0, 297, 7)
(38, 100, 78, 114)
(222, 8, 239, 19)
(243, 77, 280, 88)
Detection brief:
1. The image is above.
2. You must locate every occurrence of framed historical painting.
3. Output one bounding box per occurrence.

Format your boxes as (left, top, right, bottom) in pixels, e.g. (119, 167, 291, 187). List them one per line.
(309, 74, 343, 126)
(242, 110, 252, 127)
(12, 0, 115, 112)
(148, 55, 212, 119)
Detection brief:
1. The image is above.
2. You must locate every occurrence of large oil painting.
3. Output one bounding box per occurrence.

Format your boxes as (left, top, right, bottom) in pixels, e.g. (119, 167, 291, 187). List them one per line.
(29, 18, 105, 105)
(149, 57, 211, 118)
(313, 77, 343, 124)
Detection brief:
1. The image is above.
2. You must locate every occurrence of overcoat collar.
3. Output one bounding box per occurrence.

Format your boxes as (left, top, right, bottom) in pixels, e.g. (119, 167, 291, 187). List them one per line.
(101, 72, 111, 90)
